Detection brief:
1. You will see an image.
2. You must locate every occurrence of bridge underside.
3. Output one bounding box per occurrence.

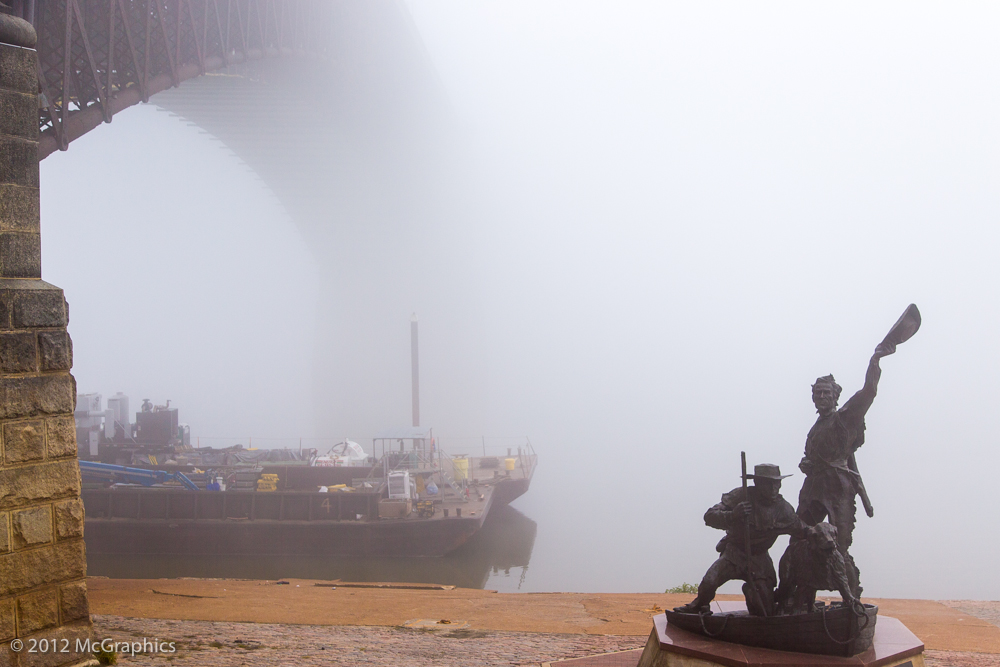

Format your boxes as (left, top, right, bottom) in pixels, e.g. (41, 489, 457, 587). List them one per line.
(1, 5, 487, 663)
(149, 10, 485, 437)
(20, 0, 340, 159)
(29, 1, 486, 437)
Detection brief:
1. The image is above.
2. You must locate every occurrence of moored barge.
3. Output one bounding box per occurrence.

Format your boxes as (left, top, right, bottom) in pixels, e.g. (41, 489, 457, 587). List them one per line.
(77, 316, 536, 558)
(83, 485, 495, 557)
(79, 422, 537, 557)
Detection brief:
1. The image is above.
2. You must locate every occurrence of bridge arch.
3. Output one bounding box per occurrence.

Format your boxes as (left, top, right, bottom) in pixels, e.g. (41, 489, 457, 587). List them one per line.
(17, 0, 484, 438)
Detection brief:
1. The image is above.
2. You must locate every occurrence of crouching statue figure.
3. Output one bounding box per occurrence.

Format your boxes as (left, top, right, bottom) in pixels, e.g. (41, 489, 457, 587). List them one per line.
(674, 463, 804, 617)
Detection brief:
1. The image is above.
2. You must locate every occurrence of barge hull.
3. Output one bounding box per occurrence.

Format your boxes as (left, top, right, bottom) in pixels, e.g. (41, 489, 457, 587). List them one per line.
(84, 516, 484, 557)
(82, 488, 492, 557)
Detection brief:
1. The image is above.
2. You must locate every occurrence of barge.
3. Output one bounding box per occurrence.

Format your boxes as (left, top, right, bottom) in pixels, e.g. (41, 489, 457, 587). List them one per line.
(83, 485, 495, 557)
(78, 318, 536, 559)
(79, 413, 537, 557)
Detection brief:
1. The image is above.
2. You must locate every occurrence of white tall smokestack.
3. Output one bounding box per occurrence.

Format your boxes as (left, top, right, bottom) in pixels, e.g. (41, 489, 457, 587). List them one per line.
(411, 313, 420, 427)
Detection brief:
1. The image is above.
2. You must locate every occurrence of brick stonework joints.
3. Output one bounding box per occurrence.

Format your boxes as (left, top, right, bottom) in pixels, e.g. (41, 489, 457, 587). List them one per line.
(0, 331, 36, 373)
(0, 184, 40, 233)
(3, 420, 45, 463)
(46, 417, 78, 460)
(1, 32, 41, 282)
(4, 287, 69, 329)
(0, 512, 9, 552)
(0, 87, 37, 139)
(0, 37, 93, 661)
(0, 231, 41, 278)
(12, 505, 53, 549)
(0, 459, 82, 511)
(0, 596, 12, 642)
(0, 375, 75, 421)
(0, 45, 36, 92)
(53, 500, 84, 540)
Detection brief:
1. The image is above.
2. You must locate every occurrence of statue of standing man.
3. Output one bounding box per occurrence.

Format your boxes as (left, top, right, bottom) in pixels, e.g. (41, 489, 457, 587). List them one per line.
(796, 304, 921, 598)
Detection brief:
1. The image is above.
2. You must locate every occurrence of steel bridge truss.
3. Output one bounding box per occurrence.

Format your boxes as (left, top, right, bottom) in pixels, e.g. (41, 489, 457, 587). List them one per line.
(4, 0, 329, 159)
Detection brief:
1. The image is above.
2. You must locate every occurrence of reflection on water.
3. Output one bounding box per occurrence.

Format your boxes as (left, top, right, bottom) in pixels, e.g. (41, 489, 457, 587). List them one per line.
(86, 505, 537, 591)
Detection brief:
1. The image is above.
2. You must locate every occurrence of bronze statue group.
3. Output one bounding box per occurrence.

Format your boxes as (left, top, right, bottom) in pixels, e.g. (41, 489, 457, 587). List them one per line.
(675, 305, 920, 618)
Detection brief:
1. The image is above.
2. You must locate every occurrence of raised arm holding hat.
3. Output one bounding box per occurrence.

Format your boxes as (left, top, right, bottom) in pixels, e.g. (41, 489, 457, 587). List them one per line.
(796, 304, 921, 598)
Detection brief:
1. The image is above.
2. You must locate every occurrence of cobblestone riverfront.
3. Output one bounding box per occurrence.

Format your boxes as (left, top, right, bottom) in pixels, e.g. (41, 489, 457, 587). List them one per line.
(83, 584, 1000, 667)
(925, 651, 1000, 667)
(94, 615, 647, 667)
(93, 614, 1000, 667)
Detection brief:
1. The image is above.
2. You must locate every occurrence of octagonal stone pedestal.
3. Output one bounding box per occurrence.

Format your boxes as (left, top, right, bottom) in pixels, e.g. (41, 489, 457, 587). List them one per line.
(636, 608, 925, 667)
(543, 604, 926, 667)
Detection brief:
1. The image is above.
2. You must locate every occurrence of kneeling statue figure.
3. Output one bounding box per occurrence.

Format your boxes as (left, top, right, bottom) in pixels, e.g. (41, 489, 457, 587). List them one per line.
(675, 463, 803, 616)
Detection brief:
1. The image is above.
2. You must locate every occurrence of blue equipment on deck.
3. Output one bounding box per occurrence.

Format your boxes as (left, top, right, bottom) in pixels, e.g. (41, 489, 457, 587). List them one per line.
(79, 460, 200, 491)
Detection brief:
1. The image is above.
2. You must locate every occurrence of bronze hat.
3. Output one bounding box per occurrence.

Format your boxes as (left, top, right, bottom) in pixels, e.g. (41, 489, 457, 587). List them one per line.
(749, 463, 792, 480)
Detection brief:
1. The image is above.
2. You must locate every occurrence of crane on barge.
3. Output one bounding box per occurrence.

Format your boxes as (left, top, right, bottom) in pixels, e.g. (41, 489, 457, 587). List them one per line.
(79, 460, 200, 491)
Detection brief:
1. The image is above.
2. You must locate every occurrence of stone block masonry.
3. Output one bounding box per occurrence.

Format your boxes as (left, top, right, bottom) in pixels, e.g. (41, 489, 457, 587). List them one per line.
(0, 15, 96, 667)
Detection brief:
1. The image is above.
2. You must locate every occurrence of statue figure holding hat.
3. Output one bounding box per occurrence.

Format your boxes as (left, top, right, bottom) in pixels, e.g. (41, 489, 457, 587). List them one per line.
(674, 462, 804, 617)
(796, 304, 921, 598)
(660, 307, 922, 658)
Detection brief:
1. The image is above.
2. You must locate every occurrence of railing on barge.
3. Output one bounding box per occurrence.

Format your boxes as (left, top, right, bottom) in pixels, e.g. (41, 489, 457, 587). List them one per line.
(435, 437, 537, 480)
(81, 488, 380, 522)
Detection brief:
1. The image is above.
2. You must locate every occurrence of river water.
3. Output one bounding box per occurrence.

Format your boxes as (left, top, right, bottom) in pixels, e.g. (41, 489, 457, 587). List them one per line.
(87, 503, 538, 593)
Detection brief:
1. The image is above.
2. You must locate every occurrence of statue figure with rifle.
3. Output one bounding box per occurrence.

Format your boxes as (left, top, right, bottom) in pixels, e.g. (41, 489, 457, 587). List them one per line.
(660, 306, 923, 659)
(673, 460, 803, 617)
(796, 304, 922, 599)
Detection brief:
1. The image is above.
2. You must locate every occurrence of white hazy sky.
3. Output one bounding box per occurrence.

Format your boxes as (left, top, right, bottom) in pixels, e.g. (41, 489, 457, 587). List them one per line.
(41, 107, 319, 447)
(41, 2, 1000, 598)
(402, 1, 1000, 598)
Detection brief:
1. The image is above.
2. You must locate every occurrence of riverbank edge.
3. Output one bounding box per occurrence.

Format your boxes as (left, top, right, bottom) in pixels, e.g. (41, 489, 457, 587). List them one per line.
(86, 577, 1000, 654)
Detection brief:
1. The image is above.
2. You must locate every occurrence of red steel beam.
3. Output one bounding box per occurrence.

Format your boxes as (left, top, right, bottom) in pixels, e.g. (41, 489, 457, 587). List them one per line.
(37, 0, 324, 160)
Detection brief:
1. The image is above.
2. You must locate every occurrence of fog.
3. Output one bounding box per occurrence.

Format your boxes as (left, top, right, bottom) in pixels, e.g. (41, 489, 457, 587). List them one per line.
(41, 2, 1000, 598)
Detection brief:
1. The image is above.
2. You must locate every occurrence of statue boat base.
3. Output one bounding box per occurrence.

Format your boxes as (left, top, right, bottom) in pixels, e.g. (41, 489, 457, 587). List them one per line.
(665, 601, 878, 657)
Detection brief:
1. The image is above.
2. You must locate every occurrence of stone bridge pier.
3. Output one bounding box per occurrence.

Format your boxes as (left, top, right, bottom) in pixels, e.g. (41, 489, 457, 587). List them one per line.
(0, 14, 94, 667)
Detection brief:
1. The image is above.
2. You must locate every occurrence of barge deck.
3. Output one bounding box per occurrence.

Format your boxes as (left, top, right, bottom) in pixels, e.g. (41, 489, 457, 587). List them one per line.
(81, 449, 535, 557)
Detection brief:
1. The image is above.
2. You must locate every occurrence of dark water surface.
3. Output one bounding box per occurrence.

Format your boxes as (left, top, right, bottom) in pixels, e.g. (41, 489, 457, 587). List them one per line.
(86, 504, 538, 592)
